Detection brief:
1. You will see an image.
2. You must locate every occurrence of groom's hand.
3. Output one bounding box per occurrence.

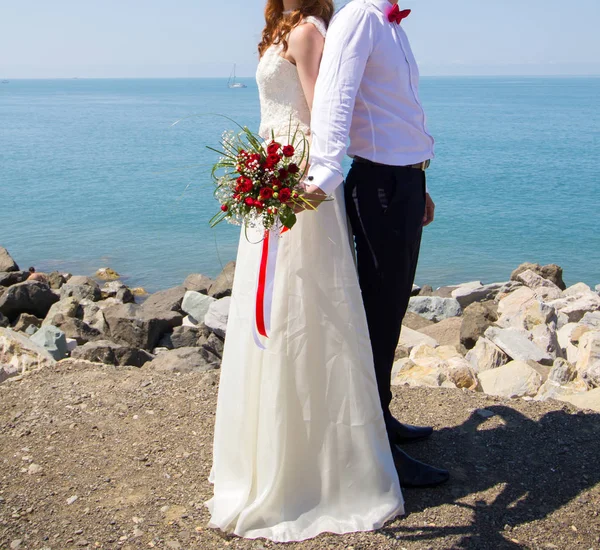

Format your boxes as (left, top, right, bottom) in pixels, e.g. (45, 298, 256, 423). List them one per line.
(423, 193, 435, 226)
(292, 183, 327, 214)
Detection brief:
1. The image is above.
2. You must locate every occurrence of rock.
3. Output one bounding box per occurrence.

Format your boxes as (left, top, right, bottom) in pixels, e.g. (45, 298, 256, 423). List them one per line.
(208, 262, 236, 299)
(46, 271, 67, 290)
(548, 293, 600, 323)
(0, 247, 19, 272)
(558, 388, 600, 413)
(418, 285, 433, 296)
(0, 363, 20, 384)
(0, 311, 8, 328)
(30, 325, 69, 360)
(170, 326, 200, 349)
(418, 317, 462, 350)
(580, 311, 600, 329)
(0, 281, 59, 321)
(535, 378, 587, 402)
(460, 301, 498, 350)
(181, 291, 216, 324)
(131, 287, 148, 297)
(51, 315, 102, 345)
(466, 337, 510, 373)
(549, 357, 577, 385)
(71, 340, 154, 367)
(402, 311, 434, 331)
(451, 281, 519, 309)
(392, 361, 450, 388)
(510, 263, 566, 290)
(77, 299, 108, 334)
(43, 296, 80, 326)
(570, 324, 591, 344)
(530, 323, 562, 360)
(141, 286, 186, 314)
(103, 303, 183, 350)
(556, 323, 581, 363)
(96, 267, 120, 281)
(515, 269, 563, 301)
(0, 271, 28, 287)
(396, 326, 438, 357)
(478, 360, 543, 398)
(101, 281, 135, 303)
(445, 357, 479, 390)
(497, 287, 557, 331)
(183, 273, 214, 295)
(11, 313, 43, 333)
(196, 323, 213, 346)
(61, 277, 102, 302)
(182, 315, 199, 328)
(146, 346, 220, 373)
(204, 297, 232, 338)
(410, 284, 421, 296)
(407, 296, 462, 322)
(66, 338, 78, 352)
(202, 332, 225, 359)
(484, 326, 554, 365)
(575, 331, 600, 387)
(563, 282, 591, 297)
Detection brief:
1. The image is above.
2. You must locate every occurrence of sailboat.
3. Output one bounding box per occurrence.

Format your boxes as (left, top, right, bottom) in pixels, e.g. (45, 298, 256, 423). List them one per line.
(228, 64, 247, 89)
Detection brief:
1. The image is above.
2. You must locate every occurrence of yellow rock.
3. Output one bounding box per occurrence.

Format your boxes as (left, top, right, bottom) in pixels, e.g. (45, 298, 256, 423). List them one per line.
(130, 287, 148, 297)
(96, 267, 120, 281)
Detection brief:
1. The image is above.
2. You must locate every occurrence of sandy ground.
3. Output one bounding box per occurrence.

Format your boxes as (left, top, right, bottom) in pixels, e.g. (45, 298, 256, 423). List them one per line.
(1, 360, 599, 550)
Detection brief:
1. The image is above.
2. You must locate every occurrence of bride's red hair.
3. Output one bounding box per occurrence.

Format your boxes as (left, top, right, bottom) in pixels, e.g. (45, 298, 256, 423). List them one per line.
(258, 0, 334, 58)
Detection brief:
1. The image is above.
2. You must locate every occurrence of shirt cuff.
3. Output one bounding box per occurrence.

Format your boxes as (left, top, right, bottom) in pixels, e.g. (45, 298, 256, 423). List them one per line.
(306, 163, 344, 196)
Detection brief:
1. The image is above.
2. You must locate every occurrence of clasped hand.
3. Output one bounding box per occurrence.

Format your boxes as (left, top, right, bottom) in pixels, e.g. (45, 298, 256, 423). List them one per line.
(292, 182, 328, 214)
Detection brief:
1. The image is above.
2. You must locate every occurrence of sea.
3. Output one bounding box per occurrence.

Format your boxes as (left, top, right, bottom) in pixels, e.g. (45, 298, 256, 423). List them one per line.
(1, 77, 599, 292)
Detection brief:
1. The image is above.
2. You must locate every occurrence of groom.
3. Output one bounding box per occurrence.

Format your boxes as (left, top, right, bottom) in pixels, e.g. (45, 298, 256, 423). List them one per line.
(303, 0, 449, 488)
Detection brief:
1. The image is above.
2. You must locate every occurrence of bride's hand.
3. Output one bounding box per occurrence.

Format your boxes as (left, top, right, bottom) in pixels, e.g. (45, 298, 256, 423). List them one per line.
(292, 182, 328, 214)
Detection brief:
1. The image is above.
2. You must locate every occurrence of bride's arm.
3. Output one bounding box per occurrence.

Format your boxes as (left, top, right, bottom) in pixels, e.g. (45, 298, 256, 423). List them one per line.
(286, 23, 325, 112)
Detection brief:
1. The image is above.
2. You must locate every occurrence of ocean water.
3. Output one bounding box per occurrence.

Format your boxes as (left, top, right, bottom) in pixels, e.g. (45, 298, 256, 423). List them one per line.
(1, 77, 599, 292)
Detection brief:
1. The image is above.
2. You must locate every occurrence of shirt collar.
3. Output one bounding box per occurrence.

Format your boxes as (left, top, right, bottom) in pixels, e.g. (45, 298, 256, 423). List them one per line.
(365, 0, 394, 16)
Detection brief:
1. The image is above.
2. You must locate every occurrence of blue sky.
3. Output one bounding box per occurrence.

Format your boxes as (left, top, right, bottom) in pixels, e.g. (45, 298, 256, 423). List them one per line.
(1, 0, 599, 78)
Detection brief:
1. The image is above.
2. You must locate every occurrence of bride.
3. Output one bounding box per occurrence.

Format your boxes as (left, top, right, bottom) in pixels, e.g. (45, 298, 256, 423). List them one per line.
(206, 0, 404, 542)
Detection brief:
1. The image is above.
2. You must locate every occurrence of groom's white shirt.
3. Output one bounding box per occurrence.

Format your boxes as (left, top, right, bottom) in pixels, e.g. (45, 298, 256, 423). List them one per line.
(308, 0, 435, 195)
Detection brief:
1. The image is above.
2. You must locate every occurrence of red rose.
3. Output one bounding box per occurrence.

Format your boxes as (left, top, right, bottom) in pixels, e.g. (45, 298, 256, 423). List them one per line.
(278, 168, 289, 180)
(221, 204, 228, 212)
(259, 187, 274, 200)
(278, 188, 292, 202)
(267, 141, 281, 155)
(282, 145, 295, 157)
(271, 178, 281, 188)
(254, 200, 264, 209)
(236, 176, 253, 193)
(244, 197, 254, 207)
(288, 163, 299, 174)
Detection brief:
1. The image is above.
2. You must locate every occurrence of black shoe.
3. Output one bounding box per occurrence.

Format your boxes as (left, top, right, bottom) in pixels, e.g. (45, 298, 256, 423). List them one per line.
(388, 416, 433, 444)
(391, 444, 450, 488)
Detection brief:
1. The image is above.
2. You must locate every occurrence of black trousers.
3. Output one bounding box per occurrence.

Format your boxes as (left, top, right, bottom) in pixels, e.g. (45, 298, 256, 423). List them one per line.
(345, 160, 426, 435)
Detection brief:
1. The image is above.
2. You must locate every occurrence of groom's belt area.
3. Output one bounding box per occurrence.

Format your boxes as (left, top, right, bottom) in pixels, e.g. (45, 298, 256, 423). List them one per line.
(353, 156, 431, 171)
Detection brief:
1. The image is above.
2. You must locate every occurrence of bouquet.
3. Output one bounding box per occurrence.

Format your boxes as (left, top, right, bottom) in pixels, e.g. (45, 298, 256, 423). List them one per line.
(208, 123, 310, 232)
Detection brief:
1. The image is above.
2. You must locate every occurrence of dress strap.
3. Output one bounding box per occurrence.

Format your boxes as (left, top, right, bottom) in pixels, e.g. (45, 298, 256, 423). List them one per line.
(302, 16, 327, 38)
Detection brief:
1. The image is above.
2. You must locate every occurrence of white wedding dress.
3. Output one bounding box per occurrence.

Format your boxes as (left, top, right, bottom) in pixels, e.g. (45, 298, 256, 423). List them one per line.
(206, 16, 404, 542)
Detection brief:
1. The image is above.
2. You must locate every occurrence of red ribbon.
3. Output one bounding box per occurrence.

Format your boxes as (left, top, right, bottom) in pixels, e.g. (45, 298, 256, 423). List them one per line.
(255, 230, 270, 338)
(388, 4, 411, 24)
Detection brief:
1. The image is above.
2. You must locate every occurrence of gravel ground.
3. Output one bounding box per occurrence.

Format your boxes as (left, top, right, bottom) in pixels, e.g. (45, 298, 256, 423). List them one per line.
(1, 360, 599, 550)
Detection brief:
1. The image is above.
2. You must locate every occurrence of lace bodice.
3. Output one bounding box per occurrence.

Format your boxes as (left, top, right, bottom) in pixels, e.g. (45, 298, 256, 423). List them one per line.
(256, 16, 327, 141)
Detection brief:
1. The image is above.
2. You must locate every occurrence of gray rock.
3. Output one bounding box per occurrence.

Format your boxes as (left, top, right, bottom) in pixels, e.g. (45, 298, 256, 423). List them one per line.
(103, 303, 183, 350)
(580, 311, 600, 329)
(451, 281, 520, 309)
(101, 281, 135, 303)
(396, 326, 439, 356)
(202, 332, 224, 359)
(60, 277, 102, 302)
(460, 301, 498, 350)
(25, 324, 38, 336)
(549, 357, 577, 385)
(407, 296, 462, 323)
(77, 299, 107, 333)
(484, 326, 554, 366)
(196, 323, 213, 346)
(596, 284, 600, 295)
(417, 317, 462, 350)
(51, 315, 102, 345)
(183, 273, 214, 295)
(466, 337, 510, 373)
(0, 362, 20, 384)
(0, 271, 28, 287)
(547, 293, 600, 323)
(515, 269, 563, 301)
(46, 271, 67, 290)
(576, 330, 600, 388)
(30, 325, 68, 361)
(510, 263, 566, 290)
(208, 262, 236, 299)
(43, 296, 80, 326)
(402, 311, 435, 331)
(71, 339, 154, 367)
(146, 346, 220, 373)
(0, 328, 56, 377)
(418, 285, 433, 296)
(563, 282, 592, 297)
(204, 297, 232, 338)
(12, 313, 43, 333)
(141, 286, 186, 314)
(171, 325, 200, 348)
(0, 281, 60, 321)
(478, 360, 543, 398)
(181, 291, 216, 324)
(0, 247, 19, 272)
